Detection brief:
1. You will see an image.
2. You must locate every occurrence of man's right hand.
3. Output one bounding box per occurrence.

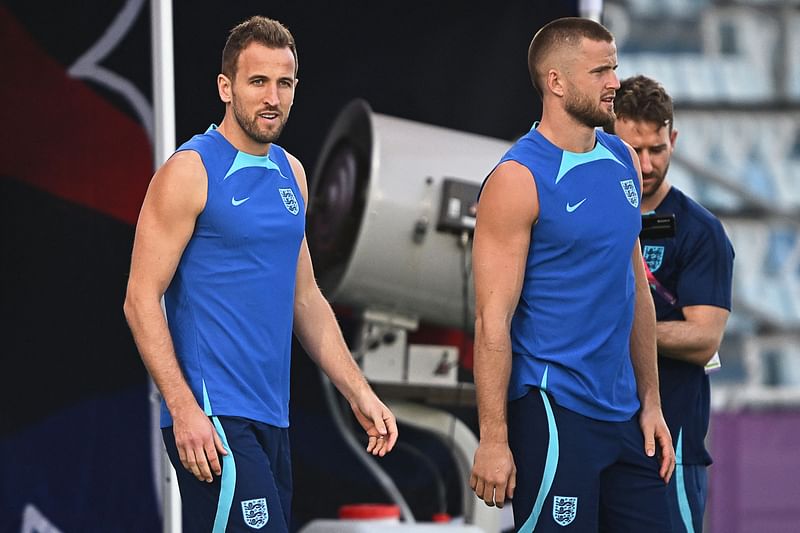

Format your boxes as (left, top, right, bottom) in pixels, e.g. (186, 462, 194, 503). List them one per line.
(470, 441, 517, 508)
(172, 404, 228, 482)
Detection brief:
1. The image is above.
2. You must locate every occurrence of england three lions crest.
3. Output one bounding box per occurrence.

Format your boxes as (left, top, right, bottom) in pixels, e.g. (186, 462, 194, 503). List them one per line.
(553, 495, 578, 526)
(241, 498, 269, 529)
(620, 179, 639, 208)
(279, 187, 300, 215)
(643, 245, 665, 272)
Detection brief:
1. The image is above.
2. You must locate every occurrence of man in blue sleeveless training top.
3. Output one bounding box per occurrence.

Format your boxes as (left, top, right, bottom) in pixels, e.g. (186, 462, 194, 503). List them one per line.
(610, 75, 734, 532)
(124, 16, 397, 532)
(470, 18, 675, 532)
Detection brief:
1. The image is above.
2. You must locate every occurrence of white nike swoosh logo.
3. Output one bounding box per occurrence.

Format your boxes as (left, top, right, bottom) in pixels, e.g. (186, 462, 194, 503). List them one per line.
(566, 198, 587, 212)
(231, 196, 250, 206)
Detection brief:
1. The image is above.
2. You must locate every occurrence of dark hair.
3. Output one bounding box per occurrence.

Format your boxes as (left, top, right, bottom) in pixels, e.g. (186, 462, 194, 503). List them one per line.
(612, 75, 674, 132)
(527, 17, 614, 97)
(221, 16, 298, 79)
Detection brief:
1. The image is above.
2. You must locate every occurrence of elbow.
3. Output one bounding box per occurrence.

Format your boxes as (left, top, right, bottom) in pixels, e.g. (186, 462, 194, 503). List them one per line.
(293, 283, 326, 321)
(698, 343, 721, 366)
(693, 333, 723, 366)
(293, 286, 314, 316)
(123, 287, 139, 326)
(474, 308, 513, 348)
(474, 310, 492, 338)
(123, 282, 154, 327)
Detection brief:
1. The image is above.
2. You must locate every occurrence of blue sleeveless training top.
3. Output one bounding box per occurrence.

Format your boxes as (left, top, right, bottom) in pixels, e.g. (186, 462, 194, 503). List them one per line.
(161, 126, 305, 428)
(499, 127, 642, 421)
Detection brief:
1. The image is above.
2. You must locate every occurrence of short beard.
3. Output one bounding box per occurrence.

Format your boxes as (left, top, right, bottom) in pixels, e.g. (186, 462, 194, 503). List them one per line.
(231, 96, 286, 145)
(642, 161, 670, 198)
(565, 90, 615, 130)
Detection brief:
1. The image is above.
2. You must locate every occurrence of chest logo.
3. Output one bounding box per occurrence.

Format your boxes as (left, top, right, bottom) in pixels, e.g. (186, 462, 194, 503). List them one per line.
(553, 495, 578, 526)
(279, 188, 300, 215)
(643, 245, 665, 273)
(241, 497, 268, 529)
(231, 196, 250, 206)
(566, 198, 587, 213)
(620, 179, 639, 208)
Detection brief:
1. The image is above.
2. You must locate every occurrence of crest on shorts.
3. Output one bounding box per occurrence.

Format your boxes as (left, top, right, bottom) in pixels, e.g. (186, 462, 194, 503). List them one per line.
(643, 245, 665, 273)
(279, 187, 299, 215)
(553, 496, 578, 526)
(620, 179, 639, 208)
(241, 498, 269, 529)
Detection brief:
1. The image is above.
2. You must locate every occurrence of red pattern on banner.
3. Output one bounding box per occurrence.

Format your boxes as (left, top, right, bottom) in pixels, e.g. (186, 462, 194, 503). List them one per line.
(0, 5, 152, 225)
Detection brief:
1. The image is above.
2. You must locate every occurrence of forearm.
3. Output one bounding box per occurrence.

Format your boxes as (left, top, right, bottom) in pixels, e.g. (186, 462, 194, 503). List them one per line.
(124, 293, 197, 415)
(473, 316, 513, 443)
(656, 320, 720, 366)
(293, 292, 371, 403)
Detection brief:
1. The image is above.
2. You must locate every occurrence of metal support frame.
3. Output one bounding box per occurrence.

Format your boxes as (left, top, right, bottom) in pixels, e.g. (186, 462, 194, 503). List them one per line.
(150, 1, 178, 532)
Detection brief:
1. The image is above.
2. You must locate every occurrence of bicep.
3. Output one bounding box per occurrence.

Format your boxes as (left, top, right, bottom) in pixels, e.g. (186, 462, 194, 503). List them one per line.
(284, 152, 318, 302)
(286, 151, 309, 209)
(632, 239, 648, 281)
(676, 229, 734, 309)
(128, 152, 206, 295)
(473, 161, 538, 322)
(624, 142, 646, 285)
(294, 237, 318, 300)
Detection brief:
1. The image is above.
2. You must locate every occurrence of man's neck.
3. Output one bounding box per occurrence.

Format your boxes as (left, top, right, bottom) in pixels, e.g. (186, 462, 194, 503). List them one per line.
(641, 183, 672, 213)
(537, 105, 598, 153)
(217, 117, 271, 156)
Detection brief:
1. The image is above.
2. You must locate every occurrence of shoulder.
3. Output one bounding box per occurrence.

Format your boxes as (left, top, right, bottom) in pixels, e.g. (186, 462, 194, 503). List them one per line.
(142, 150, 207, 219)
(671, 188, 731, 248)
(174, 129, 233, 177)
(277, 147, 308, 200)
(162, 150, 207, 184)
(267, 144, 304, 176)
(490, 159, 536, 184)
(498, 130, 554, 183)
(177, 130, 222, 157)
(596, 128, 625, 152)
(479, 155, 537, 205)
(479, 160, 538, 223)
(283, 149, 306, 182)
(673, 188, 724, 231)
(503, 129, 548, 160)
(599, 130, 638, 167)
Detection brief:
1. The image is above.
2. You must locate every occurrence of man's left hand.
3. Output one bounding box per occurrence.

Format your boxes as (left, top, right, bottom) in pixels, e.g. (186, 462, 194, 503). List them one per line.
(640, 405, 675, 483)
(350, 393, 398, 457)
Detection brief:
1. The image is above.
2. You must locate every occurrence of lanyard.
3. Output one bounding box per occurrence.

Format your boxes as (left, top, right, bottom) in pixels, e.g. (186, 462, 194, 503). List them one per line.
(642, 259, 676, 306)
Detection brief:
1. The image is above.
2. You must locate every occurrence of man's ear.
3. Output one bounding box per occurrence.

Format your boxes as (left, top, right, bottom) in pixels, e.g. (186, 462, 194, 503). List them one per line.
(218, 74, 232, 103)
(547, 68, 565, 98)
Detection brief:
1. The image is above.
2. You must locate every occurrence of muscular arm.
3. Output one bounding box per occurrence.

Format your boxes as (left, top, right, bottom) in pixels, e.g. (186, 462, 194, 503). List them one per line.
(123, 151, 227, 482)
(625, 143, 675, 483)
(657, 305, 730, 366)
(630, 242, 660, 412)
(287, 154, 397, 457)
(469, 161, 538, 508)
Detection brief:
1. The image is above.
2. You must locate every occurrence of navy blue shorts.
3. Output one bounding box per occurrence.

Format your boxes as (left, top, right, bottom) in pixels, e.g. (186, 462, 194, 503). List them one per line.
(667, 428, 708, 532)
(163, 416, 292, 532)
(508, 388, 671, 532)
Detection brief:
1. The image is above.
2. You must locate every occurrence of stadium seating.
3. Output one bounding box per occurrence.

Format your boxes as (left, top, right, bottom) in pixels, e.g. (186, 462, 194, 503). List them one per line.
(611, 0, 800, 341)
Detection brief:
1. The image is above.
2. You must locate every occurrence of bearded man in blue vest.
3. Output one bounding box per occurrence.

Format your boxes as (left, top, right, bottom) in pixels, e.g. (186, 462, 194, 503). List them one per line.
(124, 16, 397, 533)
